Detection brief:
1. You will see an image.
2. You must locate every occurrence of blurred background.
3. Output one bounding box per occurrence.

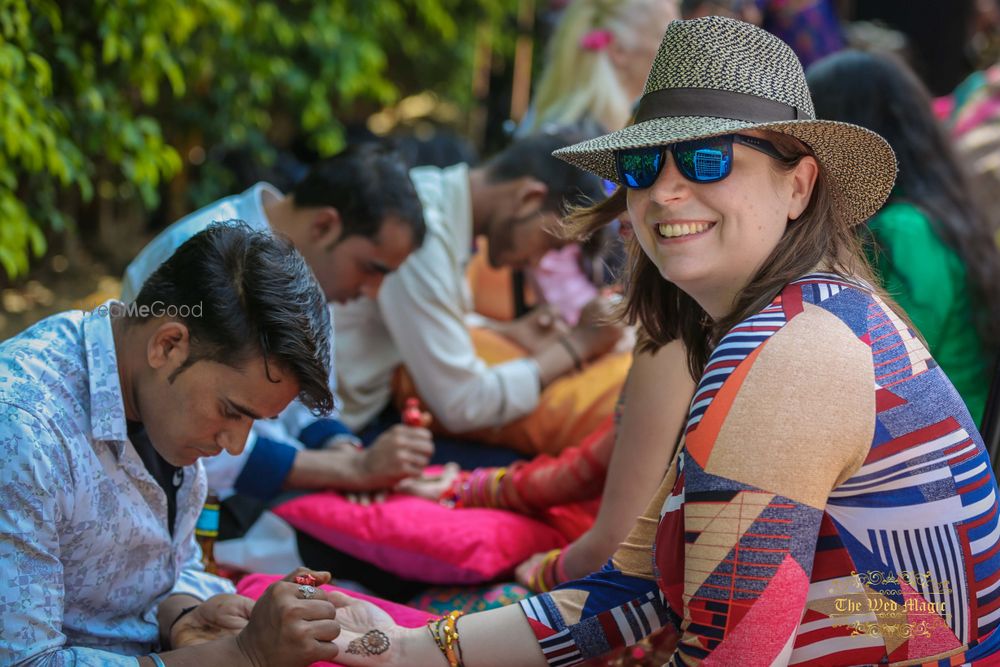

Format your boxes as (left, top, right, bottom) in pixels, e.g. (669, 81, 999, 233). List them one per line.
(2, 0, 999, 337)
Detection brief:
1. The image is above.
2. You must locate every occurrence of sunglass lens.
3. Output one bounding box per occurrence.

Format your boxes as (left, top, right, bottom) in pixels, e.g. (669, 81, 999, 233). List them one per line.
(617, 147, 663, 189)
(674, 136, 734, 183)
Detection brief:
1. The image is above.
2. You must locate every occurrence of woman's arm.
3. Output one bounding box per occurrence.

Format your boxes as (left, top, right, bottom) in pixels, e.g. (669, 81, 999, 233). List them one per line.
(516, 340, 695, 589)
(561, 339, 694, 579)
(666, 304, 872, 663)
(334, 456, 682, 667)
(327, 591, 549, 667)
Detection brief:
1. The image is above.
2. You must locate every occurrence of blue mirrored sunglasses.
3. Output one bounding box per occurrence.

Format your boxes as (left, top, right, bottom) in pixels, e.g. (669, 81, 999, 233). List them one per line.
(615, 134, 786, 189)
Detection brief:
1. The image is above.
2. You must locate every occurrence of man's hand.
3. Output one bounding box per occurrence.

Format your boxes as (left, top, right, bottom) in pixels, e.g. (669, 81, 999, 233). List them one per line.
(288, 427, 432, 493)
(171, 594, 255, 648)
(360, 424, 434, 489)
(494, 305, 569, 354)
(569, 296, 625, 361)
(236, 568, 341, 667)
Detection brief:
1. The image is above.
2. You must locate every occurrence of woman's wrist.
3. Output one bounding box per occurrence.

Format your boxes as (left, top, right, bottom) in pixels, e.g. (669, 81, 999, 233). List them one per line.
(394, 625, 451, 667)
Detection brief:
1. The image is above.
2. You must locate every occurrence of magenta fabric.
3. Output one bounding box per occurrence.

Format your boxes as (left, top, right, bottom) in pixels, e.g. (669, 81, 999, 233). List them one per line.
(236, 573, 432, 667)
(529, 244, 598, 326)
(273, 492, 571, 584)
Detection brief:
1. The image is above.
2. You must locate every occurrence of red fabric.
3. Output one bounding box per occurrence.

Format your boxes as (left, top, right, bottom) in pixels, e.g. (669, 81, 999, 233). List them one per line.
(501, 414, 615, 512)
(538, 501, 601, 541)
(273, 490, 584, 584)
(236, 573, 433, 667)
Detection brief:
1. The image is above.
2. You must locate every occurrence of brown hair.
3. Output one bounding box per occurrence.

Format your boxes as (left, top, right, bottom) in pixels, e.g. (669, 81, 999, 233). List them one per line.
(563, 132, 881, 380)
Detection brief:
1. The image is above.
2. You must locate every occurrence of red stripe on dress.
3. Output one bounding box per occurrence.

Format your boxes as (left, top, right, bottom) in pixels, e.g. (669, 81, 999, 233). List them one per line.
(782, 284, 804, 320)
(863, 417, 962, 464)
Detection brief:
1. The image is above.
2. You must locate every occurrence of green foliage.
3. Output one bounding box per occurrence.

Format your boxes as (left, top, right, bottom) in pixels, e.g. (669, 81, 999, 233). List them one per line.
(0, 0, 519, 279)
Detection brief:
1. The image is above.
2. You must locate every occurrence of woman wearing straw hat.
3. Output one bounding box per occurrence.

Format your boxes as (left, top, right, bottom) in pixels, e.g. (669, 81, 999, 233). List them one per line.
(319, 16, 1000, 666)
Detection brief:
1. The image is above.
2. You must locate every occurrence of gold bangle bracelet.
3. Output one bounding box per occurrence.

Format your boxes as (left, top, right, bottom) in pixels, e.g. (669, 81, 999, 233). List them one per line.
(443, 610, 465, 667)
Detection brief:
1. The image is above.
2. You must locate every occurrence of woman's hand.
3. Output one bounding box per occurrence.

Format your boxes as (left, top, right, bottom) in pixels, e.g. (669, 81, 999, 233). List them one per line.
(515, 551, 549, 592)
(394, 463, 462, 501)
(326, 591, 408, 666)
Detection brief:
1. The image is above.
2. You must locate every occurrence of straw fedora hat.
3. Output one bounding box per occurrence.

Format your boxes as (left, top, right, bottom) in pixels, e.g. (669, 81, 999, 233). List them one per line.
(553, 15, 897, 227)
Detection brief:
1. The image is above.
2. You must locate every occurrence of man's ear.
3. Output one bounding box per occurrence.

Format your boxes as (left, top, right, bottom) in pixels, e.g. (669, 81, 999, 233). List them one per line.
(308, 207, 343, 247)
(515, 178, 549, 216)
(147, 321, 190, 372)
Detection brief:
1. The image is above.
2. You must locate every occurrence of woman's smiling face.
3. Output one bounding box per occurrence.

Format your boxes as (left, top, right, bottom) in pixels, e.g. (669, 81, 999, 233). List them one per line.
(625, 132, 818, 318)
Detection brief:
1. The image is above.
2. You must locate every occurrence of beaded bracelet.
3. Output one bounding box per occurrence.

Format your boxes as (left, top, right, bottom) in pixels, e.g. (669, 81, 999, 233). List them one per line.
(428, 610, 465, 666)
(427, 616, 448, 655)
(442, 610, 464, 666)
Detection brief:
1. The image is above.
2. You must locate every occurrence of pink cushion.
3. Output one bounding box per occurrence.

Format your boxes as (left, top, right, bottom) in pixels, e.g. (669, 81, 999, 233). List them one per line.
(236, 573, 432, 667)
(273, 492, 571, 584)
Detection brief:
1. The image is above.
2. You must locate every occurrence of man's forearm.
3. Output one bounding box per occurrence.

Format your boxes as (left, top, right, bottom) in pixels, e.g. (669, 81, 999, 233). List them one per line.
(283, 446, 374, 492)
(138, 636, 248, 667)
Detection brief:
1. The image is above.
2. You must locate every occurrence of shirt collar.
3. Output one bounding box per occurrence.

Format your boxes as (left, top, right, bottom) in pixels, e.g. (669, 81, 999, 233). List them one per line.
(443, 163, 474, 264)
(249, 181, 284, 230)
(82, 300, 130, 449)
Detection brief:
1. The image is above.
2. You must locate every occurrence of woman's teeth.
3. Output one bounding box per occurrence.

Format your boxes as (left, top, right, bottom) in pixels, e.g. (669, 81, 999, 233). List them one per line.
(657, 222, 713, 238)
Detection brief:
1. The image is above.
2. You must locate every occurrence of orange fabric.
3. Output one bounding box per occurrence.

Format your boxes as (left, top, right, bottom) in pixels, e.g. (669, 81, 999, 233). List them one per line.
(684, 344, 762, 468)
(465, 238, 535, 321)
(392, 327, 630, 456)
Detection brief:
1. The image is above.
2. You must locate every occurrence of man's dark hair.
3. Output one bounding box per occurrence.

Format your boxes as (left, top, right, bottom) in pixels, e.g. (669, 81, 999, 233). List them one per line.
(482, 127, 606, 214)
(134, 221, 334, 415)
(291, 142, 426, 247)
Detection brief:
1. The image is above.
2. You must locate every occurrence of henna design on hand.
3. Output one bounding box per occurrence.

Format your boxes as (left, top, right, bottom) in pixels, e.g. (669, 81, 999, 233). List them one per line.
(346, 629, 391, 656)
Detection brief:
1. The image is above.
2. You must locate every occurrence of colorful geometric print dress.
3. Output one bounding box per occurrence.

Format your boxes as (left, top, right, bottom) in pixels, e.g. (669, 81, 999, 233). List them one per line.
(520, 273, 1000, 666)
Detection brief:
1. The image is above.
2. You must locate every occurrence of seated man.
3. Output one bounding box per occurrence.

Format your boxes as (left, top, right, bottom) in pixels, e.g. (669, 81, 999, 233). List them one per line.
(334, 130, 626, 460)
(0, 223, 341, 665)
(122, 143, 433, 508)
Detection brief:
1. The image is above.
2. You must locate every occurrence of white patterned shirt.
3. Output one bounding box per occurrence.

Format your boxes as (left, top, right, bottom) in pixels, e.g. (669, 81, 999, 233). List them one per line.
(0, 304, 235, 666)
(334, 164, 541, 432)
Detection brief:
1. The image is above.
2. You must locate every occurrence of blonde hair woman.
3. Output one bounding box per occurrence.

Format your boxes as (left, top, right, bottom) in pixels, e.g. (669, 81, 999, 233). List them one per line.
(529, 0, 679, 133)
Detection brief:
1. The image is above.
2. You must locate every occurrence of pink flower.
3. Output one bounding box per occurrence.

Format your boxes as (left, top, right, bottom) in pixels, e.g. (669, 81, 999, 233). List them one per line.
(580, 29, 614, 51)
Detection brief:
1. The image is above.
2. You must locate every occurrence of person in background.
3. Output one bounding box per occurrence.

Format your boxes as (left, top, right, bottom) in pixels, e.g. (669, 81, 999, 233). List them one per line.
(121, 144, 436, 576)
(335, 130, 625, 467)
(516, 0, 679, 326)
(0, 222, 342, 666)
(681, 0, 844, 68)
(399, 337, 694, 595)
(526, 0, 679, 134)
(947, 59, 1000, 233)
(808, 49, 1000, 426)
(122, 144, 434, 507)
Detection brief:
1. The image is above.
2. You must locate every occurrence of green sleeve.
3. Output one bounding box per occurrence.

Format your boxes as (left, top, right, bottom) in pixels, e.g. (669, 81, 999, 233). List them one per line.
(864, 202, 962, 350)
